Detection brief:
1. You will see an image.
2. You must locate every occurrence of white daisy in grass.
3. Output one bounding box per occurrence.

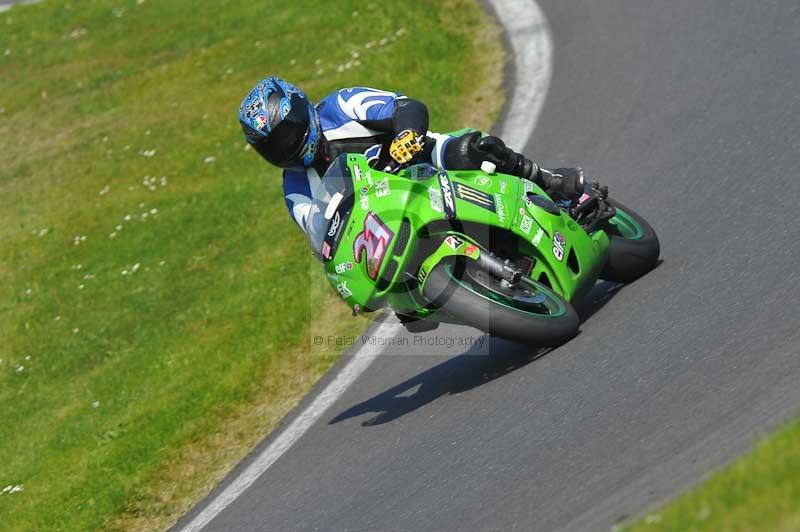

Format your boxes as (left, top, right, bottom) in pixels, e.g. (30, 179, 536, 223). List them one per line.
(68, 27, 87, 39)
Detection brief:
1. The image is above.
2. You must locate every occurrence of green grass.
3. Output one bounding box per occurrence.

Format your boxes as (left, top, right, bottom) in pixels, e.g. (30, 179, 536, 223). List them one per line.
(0, 0, 503, 529)
(627, 418, 800, 532)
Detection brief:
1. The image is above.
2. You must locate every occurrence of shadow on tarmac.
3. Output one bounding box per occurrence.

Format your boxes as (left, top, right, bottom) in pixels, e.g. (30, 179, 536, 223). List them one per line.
(329, 279, 633, 426)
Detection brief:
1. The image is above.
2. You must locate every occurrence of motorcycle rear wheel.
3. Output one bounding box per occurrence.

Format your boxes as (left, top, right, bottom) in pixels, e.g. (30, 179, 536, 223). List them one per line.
(422, 259, 580, 346)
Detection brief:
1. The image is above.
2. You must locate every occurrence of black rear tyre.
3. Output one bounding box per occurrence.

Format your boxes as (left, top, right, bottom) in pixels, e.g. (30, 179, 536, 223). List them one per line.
(421, 259, 580, 346)
(600, 199, 660, 283)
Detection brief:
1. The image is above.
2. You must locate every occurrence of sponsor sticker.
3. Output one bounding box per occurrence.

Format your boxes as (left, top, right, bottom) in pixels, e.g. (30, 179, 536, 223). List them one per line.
(474, 175, 493, 188)
(464, 244, 478, 257)
(495, 193, 506, 222)
(327, 211, 341, 237)
(438, 173, 457, 219)
(444, 235, 463, 250)
(336, 281, 352, 299)
(552, 231, 566, 261)
(428, 186, 443, 213)
(455, 183, 496, 212)
(360, 186, 369, 210)
(321, 241, 332, 260)
(520, 215, 533, 235)
(335, 261, 354, 274)
(353, 212, 394, 280)
(375, 177, 391, 198)
(417, 267, 428, 284)
(499, 180, 507, 194)
(531, 228, 544, 247)
(353, 165, 363, 182)
(245, 100, 262, 119)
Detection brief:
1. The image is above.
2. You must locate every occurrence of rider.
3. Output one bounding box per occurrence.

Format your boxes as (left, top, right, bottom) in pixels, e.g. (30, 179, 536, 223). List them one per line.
(237, 76, 585, 233)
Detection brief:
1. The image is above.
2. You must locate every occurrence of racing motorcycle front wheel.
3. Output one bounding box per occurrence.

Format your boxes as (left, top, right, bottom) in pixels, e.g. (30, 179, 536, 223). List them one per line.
(421, 258, 580, 346)
(599, 198, 661, 283)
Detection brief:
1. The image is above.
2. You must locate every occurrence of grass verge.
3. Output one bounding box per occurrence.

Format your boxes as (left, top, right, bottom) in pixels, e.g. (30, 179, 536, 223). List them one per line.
(627, 418, 800, 531)
(0, 0, 504, 530)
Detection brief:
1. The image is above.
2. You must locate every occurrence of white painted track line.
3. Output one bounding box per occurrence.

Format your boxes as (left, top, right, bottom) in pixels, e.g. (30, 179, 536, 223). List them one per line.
(178, 320, 402, 532)
(178, 1, 553, 530)
(492, 0, 553, 148)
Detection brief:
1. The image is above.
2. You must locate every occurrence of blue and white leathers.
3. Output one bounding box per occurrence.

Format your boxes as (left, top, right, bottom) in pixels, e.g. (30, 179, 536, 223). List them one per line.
(283, 87, 452, 232)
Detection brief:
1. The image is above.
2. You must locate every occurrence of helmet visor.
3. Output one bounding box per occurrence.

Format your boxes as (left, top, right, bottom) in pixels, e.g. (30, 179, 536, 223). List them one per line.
(254, 92, 311, 168)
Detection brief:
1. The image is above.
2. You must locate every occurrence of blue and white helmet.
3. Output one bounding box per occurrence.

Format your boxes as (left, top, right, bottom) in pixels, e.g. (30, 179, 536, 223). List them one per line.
(238, 76, 321, 169)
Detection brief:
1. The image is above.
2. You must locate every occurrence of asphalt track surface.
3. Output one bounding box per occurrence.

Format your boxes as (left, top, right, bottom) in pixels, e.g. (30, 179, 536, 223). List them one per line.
(177, 1, 800, 531)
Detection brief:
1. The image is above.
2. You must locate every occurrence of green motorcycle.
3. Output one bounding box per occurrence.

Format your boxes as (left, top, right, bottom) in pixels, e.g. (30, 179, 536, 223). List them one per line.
(307, 143, 660, 346)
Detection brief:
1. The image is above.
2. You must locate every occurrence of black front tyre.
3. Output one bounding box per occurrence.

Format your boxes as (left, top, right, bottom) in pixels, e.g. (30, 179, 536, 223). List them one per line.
(600, 199, 661, 283)
(421, 259, 580, 346)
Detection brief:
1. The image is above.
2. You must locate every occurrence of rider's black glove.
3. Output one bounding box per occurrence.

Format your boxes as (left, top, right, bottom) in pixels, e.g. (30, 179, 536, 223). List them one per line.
(538, 167, 585, 201)
(474, 135, 537, 180)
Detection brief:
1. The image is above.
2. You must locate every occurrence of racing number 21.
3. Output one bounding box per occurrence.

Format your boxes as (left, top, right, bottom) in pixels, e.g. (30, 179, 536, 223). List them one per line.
(353, 212, 394, 280)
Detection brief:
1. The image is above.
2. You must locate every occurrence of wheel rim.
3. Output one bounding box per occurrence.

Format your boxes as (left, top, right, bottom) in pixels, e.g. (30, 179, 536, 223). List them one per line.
(607, 208, 644, 239)
(443, 262, 567, 318)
